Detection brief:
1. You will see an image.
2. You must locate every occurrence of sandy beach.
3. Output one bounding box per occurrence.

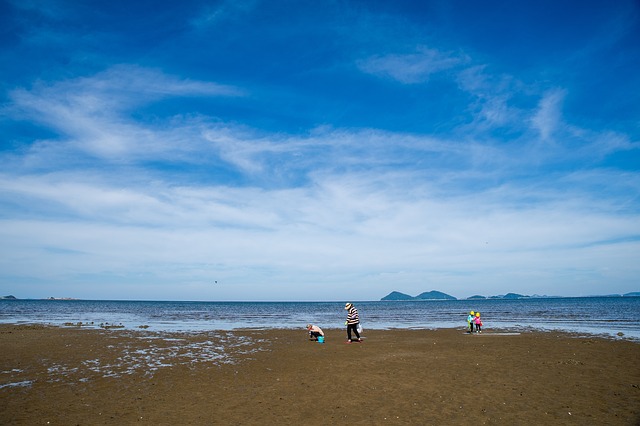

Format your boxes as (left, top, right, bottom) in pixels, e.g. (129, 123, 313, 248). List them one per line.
(1, 324, 639, 425)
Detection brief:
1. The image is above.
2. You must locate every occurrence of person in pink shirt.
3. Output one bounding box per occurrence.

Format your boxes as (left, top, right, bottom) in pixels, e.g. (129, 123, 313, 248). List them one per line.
(474, 312, 483, 333)
(306, 324, 324, 341)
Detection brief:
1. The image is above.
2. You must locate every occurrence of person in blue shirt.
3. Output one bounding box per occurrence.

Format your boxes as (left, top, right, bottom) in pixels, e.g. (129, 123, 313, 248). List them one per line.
(467, 311, 475, 333)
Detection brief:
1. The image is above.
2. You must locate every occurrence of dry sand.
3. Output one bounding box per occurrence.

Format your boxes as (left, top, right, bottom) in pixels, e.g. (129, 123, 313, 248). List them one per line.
(1, 324, 639, 425)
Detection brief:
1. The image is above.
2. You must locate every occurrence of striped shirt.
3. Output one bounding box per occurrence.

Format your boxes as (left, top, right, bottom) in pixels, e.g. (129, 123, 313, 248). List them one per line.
(346, 306, 360, 325)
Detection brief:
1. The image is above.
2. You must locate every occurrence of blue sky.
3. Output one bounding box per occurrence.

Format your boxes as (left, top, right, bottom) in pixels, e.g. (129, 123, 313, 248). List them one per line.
(1, 0, 639, 301)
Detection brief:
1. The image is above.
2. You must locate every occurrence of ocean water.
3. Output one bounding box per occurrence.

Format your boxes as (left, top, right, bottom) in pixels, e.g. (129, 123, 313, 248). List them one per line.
(0, 297, 638, 340)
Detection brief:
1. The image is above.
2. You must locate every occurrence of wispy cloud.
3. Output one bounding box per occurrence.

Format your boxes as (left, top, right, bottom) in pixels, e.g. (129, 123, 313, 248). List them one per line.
(5, 64, 635, 197)
(357, 46, 468, 84)
(455, 65, 526, 130)
(530, 89, 566, 142)
(5, 65, 243, 162)
(190, 0, 258, 29)
(2, 160, 638, 300)
(10, 65, 242, 114)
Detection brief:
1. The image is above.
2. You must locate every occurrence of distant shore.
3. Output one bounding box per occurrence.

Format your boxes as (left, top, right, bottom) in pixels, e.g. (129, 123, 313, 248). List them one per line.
(1, 324, 638, 424)
(380, 290, 640, 301)
(2, 292, 640, 300)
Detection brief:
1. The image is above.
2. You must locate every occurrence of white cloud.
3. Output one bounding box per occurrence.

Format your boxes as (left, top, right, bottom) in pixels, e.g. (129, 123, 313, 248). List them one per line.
(10, 65, 242, 115)
(530, 88, 566, 141)
(6, 65, 242, 162)
(455, 65, 528, 132)
(1, 65, 639, 300)
(2, 167, 638, 300)
(357, 46, 468, 84)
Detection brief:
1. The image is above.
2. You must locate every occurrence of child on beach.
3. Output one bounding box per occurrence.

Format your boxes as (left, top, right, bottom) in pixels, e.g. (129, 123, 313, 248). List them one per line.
(474, 312, 483, 333)
(306, 324, 324, 341)
(344, 303, 362, 343)
(467, 311, 475, 333)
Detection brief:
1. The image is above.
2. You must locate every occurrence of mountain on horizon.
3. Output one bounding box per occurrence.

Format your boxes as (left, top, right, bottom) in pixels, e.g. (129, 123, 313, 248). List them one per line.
(381, 290, 456, 301)
(380, 291, 414, 301)
(414, 291, 457, 300)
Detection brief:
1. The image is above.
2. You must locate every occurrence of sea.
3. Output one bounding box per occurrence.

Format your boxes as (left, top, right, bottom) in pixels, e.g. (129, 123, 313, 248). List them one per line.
(1, 296, 639, 340)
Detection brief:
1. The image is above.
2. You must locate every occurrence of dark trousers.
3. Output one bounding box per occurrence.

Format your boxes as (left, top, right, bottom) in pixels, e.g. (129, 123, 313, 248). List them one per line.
(347, 323, 360, 341)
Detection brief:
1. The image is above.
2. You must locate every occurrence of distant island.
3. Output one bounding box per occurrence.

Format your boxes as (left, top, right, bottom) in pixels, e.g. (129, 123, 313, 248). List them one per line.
(380, 291, 640, 301)
(381, 291, 456, 301)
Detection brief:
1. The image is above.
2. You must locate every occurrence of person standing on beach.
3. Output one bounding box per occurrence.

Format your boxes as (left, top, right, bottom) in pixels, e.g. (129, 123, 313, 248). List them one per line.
(467, 311, 475, 333)
(344, 303, 362, 343)
(474, 312, 483, 333)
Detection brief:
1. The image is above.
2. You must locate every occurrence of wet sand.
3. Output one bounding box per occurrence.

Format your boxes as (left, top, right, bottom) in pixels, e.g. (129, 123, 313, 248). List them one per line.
(1, 324, 639, 425)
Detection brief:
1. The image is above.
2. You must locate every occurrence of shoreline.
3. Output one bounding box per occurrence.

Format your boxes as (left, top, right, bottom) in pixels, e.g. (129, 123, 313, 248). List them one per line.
(2, 319, 639, 343)
(2, 324, 639, 424)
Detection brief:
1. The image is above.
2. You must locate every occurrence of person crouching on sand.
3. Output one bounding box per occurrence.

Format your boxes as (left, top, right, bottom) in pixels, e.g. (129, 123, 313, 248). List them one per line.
(344, 303, 362, 343)
(467, 311, 475, 333)
(474, 312, 483, 333)
(307, 324, 324, 341)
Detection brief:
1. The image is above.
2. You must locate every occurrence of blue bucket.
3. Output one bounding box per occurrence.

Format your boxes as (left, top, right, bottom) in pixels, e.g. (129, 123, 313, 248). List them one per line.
(317, 336, 324, 343)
